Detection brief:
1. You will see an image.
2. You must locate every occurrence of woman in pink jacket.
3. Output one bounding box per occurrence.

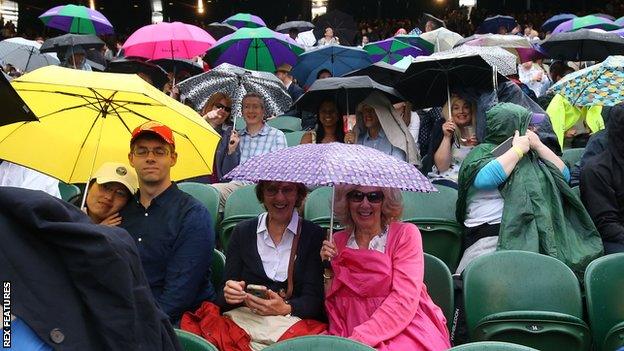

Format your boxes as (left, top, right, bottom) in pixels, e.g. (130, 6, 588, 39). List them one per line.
(321, 185, 450, 351)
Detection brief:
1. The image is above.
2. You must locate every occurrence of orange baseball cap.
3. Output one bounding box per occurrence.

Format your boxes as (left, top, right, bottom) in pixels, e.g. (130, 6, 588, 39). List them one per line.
(130, 121, 175, 147)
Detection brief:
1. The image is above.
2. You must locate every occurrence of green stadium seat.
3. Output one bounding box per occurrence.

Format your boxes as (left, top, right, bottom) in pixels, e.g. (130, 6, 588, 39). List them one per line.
(285, 131, 306, 147)
(463, 251, 591, 350)
(449, 341, 540, 350)
(424, 253, 454, 330)
(263, 335, 375, 351)
(401, 186, 462, 270)
(174, 329, 219, 351)
(178, 182, 220, 231)
(267, 116, 302, 133)
(59, 182, 81, 202)
(585, 253, 624, 351)
(211, 249, 226, 289)
(561, 147, 585, 168)
(220, 185, 264, 250)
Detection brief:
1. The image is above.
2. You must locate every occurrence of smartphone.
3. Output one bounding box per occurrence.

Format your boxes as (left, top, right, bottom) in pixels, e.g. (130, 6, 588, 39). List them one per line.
(491, 136, 514, 157)
(245, 284, 269, 299)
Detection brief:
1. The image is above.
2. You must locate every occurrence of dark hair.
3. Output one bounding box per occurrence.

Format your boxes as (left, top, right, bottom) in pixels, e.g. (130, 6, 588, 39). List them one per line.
(316, 69, 332, 79)
(130, 132, 175, 152)
(315, 100, 345, 143)
(255, 180, 307, 209)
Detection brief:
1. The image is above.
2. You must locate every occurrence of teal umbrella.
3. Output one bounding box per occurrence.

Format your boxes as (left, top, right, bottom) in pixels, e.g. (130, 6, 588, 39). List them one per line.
(205, 27, 304, 73)
(223, 13, 266, 29)
(394, 35, 435, 54)
(363, 38, 427, 64)
(553, 15, 619, 34)
(39, 4, 113, 35)
(550, 55, 624, 106)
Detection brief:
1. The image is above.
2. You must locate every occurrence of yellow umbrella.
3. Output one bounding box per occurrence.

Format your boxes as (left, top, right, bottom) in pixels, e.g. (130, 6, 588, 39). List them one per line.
(0, 66, 220, 183)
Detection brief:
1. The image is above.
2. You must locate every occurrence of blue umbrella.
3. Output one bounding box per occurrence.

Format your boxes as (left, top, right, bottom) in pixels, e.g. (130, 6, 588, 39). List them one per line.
(291, 44, 372, 88)
(477, 15, 518, 34)
(542, 14, 578, 33)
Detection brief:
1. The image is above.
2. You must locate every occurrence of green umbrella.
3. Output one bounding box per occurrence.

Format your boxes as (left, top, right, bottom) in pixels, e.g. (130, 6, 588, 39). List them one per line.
(223, 13, 266, 29)
(205, 27, 304, 73)
(394, 35, 435, 54)
(363, 38, 427, 64)
(39, 4, 113, 35)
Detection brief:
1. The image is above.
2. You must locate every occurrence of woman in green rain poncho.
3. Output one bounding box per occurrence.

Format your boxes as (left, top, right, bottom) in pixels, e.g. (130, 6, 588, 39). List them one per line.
(454, 102, 603, 276)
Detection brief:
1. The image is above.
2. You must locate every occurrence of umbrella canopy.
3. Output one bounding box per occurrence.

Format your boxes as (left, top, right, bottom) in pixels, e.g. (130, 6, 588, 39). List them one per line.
(552, 15, 619, 34)
(122, 22, 216, 60)
(419, 27, 464, 52)
(39, 4, 113, 35)
(0, 37, 60, 72)
(593, 13, 616, 21)
(292, 44, 372, 88)
(106, 58, 168, 90)
(395, 51, 503, 109)
(542, 14, 577, 33)
(0, 66, 220, 183)
(549, 55, 624, 106)
(205, 27, 303, 73)
(392, 35, 435, 54)
(206, 22, 237, 40)
(276, 21, 315, 34)
(541, 29, 624, 61)
(343, 61, 406, 87)
(178, 63, 292, 124)
(392, 55, 416, 70)
(223, 13, 266, 29)
(225, 142, 435, 192)
(149, 58, 204, 76)
(40, 33, 104, 54)
(616, 16, 624, 27)
(0, 72, 38, 126)
(447, 45, 517, 76)
(421, 13, 446, 30)
(463, 34, 545, 63)
(295, 75, 404, 115)
(363, 38, 427, 65)
(477, 15, 518, 34)
(313, 10, 358, 46)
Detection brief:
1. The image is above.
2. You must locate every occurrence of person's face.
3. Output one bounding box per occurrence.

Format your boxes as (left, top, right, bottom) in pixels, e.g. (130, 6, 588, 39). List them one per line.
(318, 101, 339, 128)
(361, 36, 369, 45)
(524, 27, 532, 36)
(521, 61, 533, 70)
(425, 21, 434, 32)
(362, 105, 380, 129)
(242, 96, 265, 126)
(325, 28, 334, 37)
(86, 181, 129, 222)
(70, 53, 85, 66)
(275, 70, 287, 83)
(497, 26, 508, 34)
(128, 138, 177, 185)
(263, 181, 299, 223)
(451, 99, 472, 127)
(210, 98, 231, 126)
(318, 71, 332, 79)
(347, 186, 384, 230)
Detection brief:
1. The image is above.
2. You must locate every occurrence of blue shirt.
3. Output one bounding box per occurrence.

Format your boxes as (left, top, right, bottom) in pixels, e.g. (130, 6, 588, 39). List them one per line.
(120, 183, 215, 321)
(238, 123, 287, 164)
(358, 128, 406, 162)
(7, 317, 52, 351)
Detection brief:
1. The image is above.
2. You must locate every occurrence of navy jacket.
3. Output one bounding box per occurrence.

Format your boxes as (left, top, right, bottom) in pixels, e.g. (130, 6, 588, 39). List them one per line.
(216, 217, 325, 320)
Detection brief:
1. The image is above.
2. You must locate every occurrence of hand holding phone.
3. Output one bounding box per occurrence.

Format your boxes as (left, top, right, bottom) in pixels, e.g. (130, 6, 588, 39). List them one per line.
(245, 284, 269, 299)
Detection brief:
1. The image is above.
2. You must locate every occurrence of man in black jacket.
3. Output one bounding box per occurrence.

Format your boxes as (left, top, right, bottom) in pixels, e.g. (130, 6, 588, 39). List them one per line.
(0, 187, 181, 350)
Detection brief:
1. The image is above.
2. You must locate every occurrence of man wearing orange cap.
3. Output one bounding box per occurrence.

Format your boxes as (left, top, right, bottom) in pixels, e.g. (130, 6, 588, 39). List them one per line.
(119, 121, 216, 323)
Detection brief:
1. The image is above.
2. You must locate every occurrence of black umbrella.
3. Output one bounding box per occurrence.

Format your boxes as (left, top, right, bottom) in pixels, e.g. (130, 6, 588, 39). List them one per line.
(343, 61, 406, 87)
(541, 29, 624, 61)
(107, 58, 168, 90)
(149, 58, 204, 77)
(395, 52, 497, 109)
(276, 21, 315, 34)
(0, 72, 38, 126)
(206, 22, 237, 40)
(295, 76, 404, 115)
(39, 34, 105, 53)
(313, 10, 357, 46)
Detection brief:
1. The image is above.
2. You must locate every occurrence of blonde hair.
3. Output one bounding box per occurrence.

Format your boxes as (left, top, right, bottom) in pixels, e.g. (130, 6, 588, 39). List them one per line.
(201, 92, 233, 123)
(441, 94, 476, 126)
(333, 184, 403, 230)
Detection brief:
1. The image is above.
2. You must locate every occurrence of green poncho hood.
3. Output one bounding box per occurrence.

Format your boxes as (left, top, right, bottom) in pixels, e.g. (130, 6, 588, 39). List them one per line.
(457, 102, 603, 275)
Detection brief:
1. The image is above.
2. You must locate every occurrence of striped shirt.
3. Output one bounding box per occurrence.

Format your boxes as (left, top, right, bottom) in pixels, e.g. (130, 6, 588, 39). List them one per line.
(239, 123, 287, 164)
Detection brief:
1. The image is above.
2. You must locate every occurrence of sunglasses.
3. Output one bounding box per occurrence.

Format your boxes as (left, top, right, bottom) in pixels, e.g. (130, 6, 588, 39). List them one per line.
(215, 103, 232, 113)
(346, 190, 384, 203)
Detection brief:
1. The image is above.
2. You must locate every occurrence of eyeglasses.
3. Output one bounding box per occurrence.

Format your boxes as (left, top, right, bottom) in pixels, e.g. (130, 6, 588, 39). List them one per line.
(100, 183, 129, 198)
(132, 147, 170, 158)
(346, 190, 384, 203)
(215, 103, 232, 113)
(264, 185, 296, 196)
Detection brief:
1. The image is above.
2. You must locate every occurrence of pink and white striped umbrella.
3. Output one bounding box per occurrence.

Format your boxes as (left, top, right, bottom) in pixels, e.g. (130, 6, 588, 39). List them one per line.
(122, 22, 216, 60)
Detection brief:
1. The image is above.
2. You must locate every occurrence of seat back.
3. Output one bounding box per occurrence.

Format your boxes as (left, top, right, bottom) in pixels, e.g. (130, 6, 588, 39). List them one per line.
(285, 131, 306, 147)
(174, 329, 219, 351)
(178, 182, 220, 231)
(267, 116, 302, 133)
(223, 184, 264, 220)
(59, 182, 81, 202)
(401, 185, 457, 221)
(263, 335, 375, 351)
(561, 147, 585, 167)
(211, 249, 226, 289)
(449, 341, 540, 350)
(464, 251, 584, 333)
(585, 253, 624, 351)
(304, 186, 333, 222)
(424, 253, 454, 330)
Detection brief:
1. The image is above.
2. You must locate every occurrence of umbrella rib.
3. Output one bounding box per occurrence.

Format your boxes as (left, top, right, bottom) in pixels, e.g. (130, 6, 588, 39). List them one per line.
(37, 102, 102, 119)
(67, 107, 105, 181)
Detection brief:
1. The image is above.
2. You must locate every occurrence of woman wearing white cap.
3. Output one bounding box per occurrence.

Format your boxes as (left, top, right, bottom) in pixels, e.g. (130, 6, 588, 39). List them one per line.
(84, 162, 138, 226)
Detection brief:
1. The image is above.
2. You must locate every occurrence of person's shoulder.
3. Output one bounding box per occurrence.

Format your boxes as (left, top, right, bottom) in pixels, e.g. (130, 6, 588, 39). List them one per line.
(390, 221, 419, 236)
(301, 219, 325, 239)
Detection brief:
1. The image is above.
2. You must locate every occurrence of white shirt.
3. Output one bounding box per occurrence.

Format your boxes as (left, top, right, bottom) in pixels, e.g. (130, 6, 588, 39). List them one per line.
(0, 161, 61, 199)
(256, 211, 299, 282)
(346, 226, 389, 253)
(464, 189, 504, 227)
